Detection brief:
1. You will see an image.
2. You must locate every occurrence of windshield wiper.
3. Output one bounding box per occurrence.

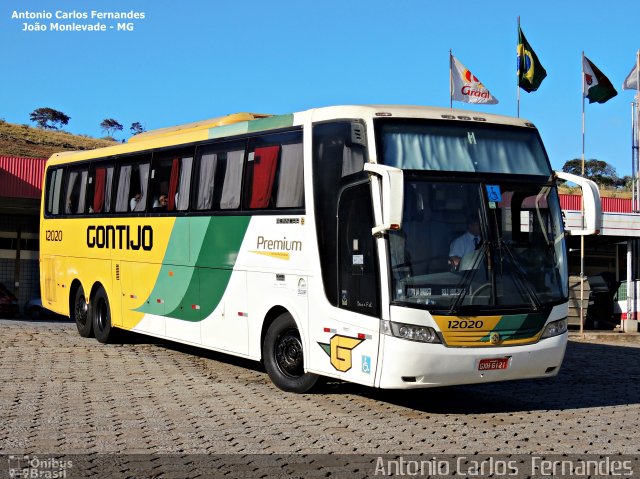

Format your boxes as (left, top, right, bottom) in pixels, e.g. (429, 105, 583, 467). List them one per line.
(448, 241, 488, 314)
(498, 239, 541, 310)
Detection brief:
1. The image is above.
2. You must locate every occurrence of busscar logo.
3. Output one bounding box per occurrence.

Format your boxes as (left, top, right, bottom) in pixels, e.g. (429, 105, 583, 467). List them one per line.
(86, 225, 153, 251)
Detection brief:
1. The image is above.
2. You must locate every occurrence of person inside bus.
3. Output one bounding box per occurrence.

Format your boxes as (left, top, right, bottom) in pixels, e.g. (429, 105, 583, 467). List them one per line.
(152, 194, 168, 212)
(130, 192, 142, 211)
(448, 217, 482, 271)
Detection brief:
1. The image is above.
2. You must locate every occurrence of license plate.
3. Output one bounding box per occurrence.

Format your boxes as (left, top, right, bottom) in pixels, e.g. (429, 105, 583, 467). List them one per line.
(478, 357, 509, 371)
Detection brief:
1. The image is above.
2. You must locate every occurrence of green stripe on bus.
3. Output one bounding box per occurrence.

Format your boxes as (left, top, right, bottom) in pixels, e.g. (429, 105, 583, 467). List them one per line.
(137, 216, 251, 321)
(479, 313, 547, 342)
(247, 114, 294, 132)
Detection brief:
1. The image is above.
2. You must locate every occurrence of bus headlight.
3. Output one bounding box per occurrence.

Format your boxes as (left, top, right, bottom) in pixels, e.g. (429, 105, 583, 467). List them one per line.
(381, 320, 441, 343)
(541, 318, 568, 339)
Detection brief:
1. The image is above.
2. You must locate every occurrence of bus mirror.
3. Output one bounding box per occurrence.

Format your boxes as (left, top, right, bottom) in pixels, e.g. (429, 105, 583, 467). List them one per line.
(555, 171, 602, 235)
(364, 163, 404, 236)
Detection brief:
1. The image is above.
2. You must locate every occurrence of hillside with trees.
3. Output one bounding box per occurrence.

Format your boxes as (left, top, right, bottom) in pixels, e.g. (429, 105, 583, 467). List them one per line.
(0, 120, 115, 159)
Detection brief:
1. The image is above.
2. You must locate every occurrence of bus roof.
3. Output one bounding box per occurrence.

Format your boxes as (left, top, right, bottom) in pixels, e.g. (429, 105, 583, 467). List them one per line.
(45, 105, 536, 166)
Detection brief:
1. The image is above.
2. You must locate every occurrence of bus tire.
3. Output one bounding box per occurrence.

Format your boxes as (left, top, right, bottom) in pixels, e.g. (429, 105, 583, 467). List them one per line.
(92, 286, 113, 344)
(73, 285, 93, 338)
(263, 312, 318, 393)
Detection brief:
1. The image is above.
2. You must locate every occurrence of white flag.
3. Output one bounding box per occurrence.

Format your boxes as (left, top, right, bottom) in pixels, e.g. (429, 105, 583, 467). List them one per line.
(451, 55, 498, 105)
(622, 58, 639, 90)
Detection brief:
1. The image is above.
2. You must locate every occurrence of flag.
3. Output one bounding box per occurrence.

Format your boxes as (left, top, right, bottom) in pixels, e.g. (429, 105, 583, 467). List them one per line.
(450, 55, 498, 105)
(517, 26, 547, 92)
(583, 55, 617, 104)
(622, 54, 639, 90)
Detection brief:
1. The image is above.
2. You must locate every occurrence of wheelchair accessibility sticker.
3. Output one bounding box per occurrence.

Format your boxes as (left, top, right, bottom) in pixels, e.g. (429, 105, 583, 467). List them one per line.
(362, 355, 371, 374)
(485, 185, 502, 202)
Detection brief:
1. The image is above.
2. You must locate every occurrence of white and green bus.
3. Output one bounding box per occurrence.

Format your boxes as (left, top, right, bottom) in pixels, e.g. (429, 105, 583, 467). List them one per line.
(40, 105, 600, 392)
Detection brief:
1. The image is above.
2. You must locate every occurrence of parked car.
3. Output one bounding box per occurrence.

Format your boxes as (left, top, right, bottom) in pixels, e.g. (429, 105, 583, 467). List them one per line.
(23, 298, 64, 320)
(0, 283, 19, 318)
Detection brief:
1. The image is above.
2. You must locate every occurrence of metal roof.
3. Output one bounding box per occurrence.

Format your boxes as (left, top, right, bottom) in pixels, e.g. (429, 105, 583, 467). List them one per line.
(0, 156, 46, 199)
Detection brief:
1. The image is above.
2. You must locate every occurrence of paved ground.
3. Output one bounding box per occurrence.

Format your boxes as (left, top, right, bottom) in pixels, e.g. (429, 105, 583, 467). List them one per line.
(0, 319, 639, 476)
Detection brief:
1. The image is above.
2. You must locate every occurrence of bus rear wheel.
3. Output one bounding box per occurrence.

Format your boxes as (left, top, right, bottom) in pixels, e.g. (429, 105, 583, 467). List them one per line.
(92, 286, 113, 344)
(73, 285, 93, 338)
(263, 313, 318, 393)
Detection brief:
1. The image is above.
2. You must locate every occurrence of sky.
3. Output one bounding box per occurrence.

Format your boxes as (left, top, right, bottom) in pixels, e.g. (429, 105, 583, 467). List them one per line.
(1, 0, 638, 176)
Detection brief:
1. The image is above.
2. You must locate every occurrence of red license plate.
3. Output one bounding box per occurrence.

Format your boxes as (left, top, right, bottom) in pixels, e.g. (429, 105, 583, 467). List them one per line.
(478, 357, 510, 371)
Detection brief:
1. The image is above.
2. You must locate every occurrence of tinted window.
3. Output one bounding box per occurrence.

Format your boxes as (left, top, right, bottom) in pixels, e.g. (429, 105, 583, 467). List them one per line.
(244, 131, 304, 210)
(87, 163, 114, 214)
(150, 148, 194, 213)
(195, 141, 246, 211)
(312, 121, 367, 307)
(46, 168, 64, 216)
(114, 155, 151, 213)
(64, 166, 89, 215)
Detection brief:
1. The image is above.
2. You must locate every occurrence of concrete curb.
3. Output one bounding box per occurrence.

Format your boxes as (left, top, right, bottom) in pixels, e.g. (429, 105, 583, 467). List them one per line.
(569, 330, 640, 344)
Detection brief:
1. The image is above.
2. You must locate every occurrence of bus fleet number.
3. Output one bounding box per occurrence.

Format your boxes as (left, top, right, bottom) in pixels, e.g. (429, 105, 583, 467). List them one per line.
(46, 230, 63, 242)
(448, 320, 484, 329)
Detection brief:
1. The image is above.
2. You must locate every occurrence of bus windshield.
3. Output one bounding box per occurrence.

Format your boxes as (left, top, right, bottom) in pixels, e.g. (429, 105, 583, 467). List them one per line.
(377, 119, 552, 176)
(387, 178, 568, 312)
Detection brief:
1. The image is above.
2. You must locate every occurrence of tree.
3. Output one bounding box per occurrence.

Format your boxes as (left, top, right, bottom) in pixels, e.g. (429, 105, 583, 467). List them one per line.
(130, 122, 145, 135)
(100, 118, 123, 137)
(562, 159, 619, 187)
(29, 107, 70, 130)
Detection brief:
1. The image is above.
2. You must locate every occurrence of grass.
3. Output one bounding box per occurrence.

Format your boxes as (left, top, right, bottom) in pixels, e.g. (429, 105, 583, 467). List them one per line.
(0, 120, 116, 159)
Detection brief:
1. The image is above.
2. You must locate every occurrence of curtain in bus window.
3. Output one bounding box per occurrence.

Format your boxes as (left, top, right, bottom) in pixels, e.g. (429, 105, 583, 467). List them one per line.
(276, 143, 303, 208)
(197, 153, 217, 210)
(250, 146, 280, 209)
(342, 144, 365, 177)
(115, 165, 132, 212)
(93, 167, 106, 213)
(383, 132, 543, 174)
(76, 170, 88, 214)
(220, 150, 244, 209)
(104, 167, 114, 213)
(134, 163, 150, 212)
(176, 157, 192, 211)
(65, 171, 78, 214)
(168, 158, 180, 211)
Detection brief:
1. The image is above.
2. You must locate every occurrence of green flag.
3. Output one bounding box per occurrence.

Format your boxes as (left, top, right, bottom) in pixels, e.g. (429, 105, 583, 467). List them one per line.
(583, 55, 617, 104)
(517, 26, 547, 92)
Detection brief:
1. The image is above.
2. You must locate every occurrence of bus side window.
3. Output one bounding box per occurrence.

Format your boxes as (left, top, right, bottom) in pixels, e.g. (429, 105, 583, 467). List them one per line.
(114, 155, 151, 213)
(46, 168, 64, 216)
(150, 148, 194, 213)
(244, 131, 304, 210)
(87, 163, 114, 214)
(195, 143, 245, 211)
(63, 167, 89, 215)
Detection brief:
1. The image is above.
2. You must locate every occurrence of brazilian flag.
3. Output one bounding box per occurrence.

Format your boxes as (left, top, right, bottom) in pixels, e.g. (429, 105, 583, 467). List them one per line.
(517, 26, 547, 92)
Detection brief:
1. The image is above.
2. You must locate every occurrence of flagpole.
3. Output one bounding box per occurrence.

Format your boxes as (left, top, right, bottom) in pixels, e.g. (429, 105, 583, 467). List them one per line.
(517, 16, 520, 118)
(636, 49, 640, 211)
(632, 101, 637, 212)
(580, 51, 586, 337)
(449, 49, 453, 109)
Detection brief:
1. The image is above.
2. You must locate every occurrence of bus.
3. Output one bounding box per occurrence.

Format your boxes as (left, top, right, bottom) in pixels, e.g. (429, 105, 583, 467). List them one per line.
(40, 105, 601, 393)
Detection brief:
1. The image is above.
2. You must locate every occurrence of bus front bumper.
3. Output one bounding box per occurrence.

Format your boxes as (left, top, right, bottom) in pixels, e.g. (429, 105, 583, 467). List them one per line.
(377, 332, 567, 389)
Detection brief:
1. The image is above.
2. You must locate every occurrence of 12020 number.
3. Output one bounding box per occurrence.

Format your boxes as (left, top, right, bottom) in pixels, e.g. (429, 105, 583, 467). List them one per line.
(45, 230, 63, 242)
(448, 320, 484, 329)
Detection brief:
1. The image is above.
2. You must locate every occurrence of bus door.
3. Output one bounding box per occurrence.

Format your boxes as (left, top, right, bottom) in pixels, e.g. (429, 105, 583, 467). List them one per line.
(331, 182, 381, 385)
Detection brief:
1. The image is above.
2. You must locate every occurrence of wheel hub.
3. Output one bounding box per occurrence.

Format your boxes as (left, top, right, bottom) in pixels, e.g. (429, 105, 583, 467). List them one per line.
(275, 332, 303, 377)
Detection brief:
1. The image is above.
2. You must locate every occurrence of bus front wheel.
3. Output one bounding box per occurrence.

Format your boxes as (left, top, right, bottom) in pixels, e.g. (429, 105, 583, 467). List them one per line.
(73, 285, 93, 338)
(263, 313, 318, 393)
(92, 286, 113, 344)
